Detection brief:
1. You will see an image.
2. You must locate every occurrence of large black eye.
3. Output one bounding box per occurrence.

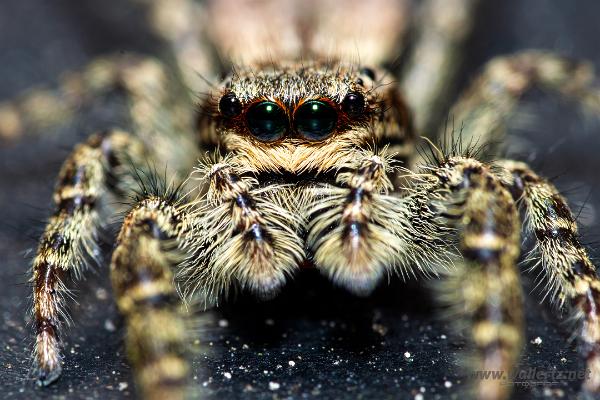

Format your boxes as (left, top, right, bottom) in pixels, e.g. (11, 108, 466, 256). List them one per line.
(246, 101, 288, 142)
(294, 100, 337, 140)
(342, 92, 365, 117)
(219, 93, 242, 118)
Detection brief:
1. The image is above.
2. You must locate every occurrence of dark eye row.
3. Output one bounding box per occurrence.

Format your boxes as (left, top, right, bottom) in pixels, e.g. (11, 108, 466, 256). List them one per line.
(218, 92, 365, 142)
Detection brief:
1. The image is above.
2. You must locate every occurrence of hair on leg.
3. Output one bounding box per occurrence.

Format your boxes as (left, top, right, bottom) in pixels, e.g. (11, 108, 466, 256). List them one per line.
(497, 159, 600, 393)
(425, 156, 524, 400)
(0, 54, 196, 171)
(30, 130, 147, 386)
(400, 0, 482, 136)
(111, 190, 191, 400)
(445, 51, 600, 157)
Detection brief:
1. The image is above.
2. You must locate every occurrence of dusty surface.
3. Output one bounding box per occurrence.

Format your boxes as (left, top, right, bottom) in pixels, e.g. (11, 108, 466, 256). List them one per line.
(1, 1, 600, 399)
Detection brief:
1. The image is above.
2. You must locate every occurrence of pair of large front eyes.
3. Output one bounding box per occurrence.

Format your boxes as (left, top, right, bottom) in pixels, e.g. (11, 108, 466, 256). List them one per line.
(247, 100, 337, 141)
(219, 93, 364, 141)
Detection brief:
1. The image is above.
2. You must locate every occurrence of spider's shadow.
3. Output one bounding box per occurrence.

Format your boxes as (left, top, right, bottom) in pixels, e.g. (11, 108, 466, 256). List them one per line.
(212, 269, 436, 351)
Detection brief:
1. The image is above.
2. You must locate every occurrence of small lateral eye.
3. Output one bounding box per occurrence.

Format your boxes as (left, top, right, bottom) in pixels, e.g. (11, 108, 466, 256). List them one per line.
(360, 67, 376, 81)
(219, 92, 242, 118)
(294, 100, 337, 141)
(246, 101, 288, 142)
(342, 92, 365, 116)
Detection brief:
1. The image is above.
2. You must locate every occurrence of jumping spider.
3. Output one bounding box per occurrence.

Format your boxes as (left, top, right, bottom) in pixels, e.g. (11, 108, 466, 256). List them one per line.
(4, 1, 600, 399)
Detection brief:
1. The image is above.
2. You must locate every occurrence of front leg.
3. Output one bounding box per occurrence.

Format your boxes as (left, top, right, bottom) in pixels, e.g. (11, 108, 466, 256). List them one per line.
(0, 54, 196, 175)
(111, 194, 190, 400)
(31, 130, 147, 385)
(497, 159, 600, 393)
(432, 157, 524, 400)
(309, 151, 525, 399)
(444, 51, 600, 156)
(110, 155, 308, 399)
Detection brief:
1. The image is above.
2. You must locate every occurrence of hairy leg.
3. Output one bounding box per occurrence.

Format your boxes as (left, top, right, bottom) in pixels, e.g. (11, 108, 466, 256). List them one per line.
(429, 157, 524, 400)
(445, 51, 600, 156)
(111, 193, 190, 400)
(0, 54, 196, 172)
(400, 0, 482, 135)
(307, 149, 523, 399)
(497, 159, 600, 392)
(31, 130, 147, 385)
(133, 0, 216, 91)
(110, 154, 309, 397)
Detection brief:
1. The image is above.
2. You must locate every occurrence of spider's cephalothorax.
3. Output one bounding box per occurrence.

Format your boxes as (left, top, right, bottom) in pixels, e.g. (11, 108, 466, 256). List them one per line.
(183, 60, 417, 301)
(10, 1, 600, 400)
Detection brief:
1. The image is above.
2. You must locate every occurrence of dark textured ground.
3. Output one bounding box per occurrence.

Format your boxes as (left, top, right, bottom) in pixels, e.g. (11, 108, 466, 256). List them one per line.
(1, 1, 600, 399)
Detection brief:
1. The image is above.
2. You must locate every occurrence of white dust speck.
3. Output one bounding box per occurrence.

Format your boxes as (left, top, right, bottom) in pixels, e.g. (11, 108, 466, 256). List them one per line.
(440, 334, 447, 339)
(404, 352, 411, 359)
(415, 394, 424, 400)
(118, 382, 128, 391)
(531, 337, 542, 345)
(104, 319, 116, 332)
(288, 360, 296, 367)
(218, 319, 229, 328)
(265, 318, 275, 326)
(560, 357, 567, 363)
(223, 372, 232, 379)
(269, 381, 280, 390)
(95, 288, 108, 300)
(444, 380, 452, 388)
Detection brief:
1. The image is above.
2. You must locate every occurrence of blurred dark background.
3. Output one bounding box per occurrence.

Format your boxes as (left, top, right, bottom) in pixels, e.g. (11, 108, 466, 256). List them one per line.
(1, 1, 600, 399)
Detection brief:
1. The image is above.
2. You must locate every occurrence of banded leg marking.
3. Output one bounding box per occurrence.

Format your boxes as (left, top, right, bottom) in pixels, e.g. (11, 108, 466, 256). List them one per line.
(432, 158, 523, 400)
(111, 196, 189, 400)
(498, 159, 600, 392)
(447, 51, 600, 156)
(31, 130, 145, 386)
